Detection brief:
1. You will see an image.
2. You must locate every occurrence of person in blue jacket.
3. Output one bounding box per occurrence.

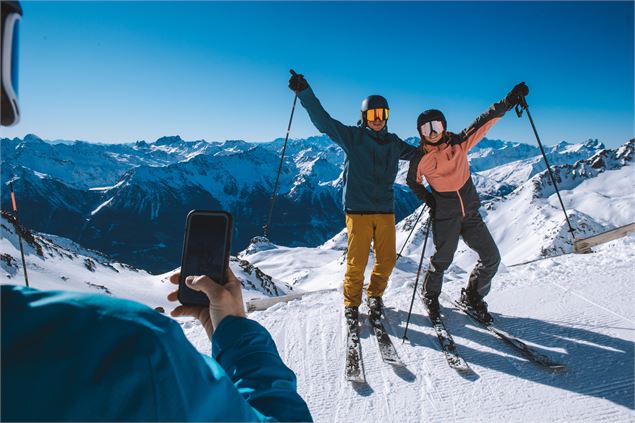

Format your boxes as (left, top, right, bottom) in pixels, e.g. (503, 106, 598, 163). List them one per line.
(1, 269, 312, 422)
(288, 70, 417, 326)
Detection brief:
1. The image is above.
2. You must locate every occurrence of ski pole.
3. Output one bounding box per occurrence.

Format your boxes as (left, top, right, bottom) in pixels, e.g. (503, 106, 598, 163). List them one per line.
(9, 182, 29, 287)
(515, 96, 575, 239)
(396, 205, 427, 261)
(402, 214, 432, 343)
(263, 91, 298, 240)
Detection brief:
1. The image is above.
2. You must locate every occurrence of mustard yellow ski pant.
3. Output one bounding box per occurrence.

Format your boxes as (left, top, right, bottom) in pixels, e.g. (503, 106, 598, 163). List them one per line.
(344, 213, 397, 307)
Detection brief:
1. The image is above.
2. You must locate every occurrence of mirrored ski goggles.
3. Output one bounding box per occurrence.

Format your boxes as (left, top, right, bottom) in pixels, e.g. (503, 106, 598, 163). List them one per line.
(1, 10, 21, 126)
(420, 120, 444, 137)
(364, 108, 389, 122)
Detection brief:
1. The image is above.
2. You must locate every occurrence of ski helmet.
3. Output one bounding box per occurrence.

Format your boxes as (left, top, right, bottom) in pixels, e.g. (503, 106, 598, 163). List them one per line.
(361, 95, 389, 112)
(361, 95, 389, 122)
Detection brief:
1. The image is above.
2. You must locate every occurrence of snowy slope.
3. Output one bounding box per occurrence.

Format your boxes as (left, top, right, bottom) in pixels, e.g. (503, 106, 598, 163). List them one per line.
(234, 236, 634, 422)
(0, 212, 292, 307)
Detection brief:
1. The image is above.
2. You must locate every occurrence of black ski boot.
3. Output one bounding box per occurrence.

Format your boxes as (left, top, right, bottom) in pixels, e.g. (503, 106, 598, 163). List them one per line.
(345, 306, 360, 343)
(367, 296, 384, 323)
(423, 294, 441, 322)
(345, 306, 359, 326)
(460, 288, 493, 323)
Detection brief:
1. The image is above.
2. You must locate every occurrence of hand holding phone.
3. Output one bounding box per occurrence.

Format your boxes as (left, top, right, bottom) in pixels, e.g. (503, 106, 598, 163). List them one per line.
(178, 210, 232, 306)
(168, 269, 246, 340)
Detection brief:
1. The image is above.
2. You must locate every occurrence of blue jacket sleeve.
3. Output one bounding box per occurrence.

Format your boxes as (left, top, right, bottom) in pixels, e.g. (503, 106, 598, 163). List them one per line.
(297, 87, 355, 153)
(398, 138, 418, 161)
(212, 316, 313, 422)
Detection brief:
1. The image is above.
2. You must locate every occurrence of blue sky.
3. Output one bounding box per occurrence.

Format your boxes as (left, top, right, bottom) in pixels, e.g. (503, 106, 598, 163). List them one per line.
(2, 1, 633, 147)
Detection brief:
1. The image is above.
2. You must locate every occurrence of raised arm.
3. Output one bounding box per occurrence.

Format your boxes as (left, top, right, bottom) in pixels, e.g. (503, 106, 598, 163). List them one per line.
(451, 82, 529, 151)
(289, 70, 355, 152)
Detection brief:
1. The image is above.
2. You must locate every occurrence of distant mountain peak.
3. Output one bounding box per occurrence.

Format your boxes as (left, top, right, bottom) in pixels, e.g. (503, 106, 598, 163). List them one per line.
(583, 138, 605, 149)
(23, 134, 45, 144)
(154, 135, 184, 146)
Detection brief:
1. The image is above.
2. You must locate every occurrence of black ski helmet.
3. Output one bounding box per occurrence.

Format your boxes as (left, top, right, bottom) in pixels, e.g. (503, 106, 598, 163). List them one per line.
(361, 95, 389, 112)
(417, 109, 446, 134)
(361, 95, 389, 122)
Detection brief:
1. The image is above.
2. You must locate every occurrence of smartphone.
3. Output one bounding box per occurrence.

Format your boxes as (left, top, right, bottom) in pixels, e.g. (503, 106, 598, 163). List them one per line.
(178, 210, 233, 306)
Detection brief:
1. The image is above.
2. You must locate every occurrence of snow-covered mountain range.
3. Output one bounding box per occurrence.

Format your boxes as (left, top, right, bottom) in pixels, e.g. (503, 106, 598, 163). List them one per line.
(0, 133, 625, 274)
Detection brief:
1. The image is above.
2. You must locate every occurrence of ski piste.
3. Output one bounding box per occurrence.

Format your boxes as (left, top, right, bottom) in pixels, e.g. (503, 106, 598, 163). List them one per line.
(368, 315, 404, 367)
(453, 299, 566, 371)
(345, 316, 365, 383)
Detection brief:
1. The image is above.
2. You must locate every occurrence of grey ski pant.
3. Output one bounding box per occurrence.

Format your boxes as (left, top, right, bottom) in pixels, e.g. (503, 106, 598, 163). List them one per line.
(423, 210, 500, 298)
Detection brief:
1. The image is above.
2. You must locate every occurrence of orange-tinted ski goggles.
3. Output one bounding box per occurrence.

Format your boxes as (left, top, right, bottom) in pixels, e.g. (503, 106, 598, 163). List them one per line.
(364, 108, 389, 122)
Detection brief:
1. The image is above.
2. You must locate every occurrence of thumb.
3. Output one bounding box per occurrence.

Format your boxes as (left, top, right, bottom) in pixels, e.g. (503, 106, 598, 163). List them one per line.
(290, 69, 297, 76)
(186, 275, 223, 299)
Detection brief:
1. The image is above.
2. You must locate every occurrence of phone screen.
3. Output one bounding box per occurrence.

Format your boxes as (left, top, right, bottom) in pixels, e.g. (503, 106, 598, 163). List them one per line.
(178, 211, 232, 306)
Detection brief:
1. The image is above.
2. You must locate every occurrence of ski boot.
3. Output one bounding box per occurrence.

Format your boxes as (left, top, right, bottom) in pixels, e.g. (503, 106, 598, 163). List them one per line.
(459, 288, 493, 323)
(344, 306, 360, 341)
(344, 306, 359, 326)
(422, 293, 441, 322)
(367, 296, 384, 323)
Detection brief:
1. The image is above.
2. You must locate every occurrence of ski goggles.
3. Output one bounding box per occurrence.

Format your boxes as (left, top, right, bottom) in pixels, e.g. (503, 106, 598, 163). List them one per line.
(1, 1, 22, 126)
(419, 120, 444, 137)
(364, 108, 389, 122)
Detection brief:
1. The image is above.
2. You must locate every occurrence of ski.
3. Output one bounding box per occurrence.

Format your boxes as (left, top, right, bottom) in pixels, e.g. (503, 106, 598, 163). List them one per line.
(345, 317, 365, 383)
(427, 314, 471, 372)
(418, 293, 470, 371)
(454, 300, 566, 371)
(368, 315, 404, 367)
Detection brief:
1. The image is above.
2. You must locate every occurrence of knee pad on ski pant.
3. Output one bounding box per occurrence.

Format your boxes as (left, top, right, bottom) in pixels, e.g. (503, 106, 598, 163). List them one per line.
(367, 214, 397, 299)
(344, 214, 373, 307)
(468, 246, 501, 297)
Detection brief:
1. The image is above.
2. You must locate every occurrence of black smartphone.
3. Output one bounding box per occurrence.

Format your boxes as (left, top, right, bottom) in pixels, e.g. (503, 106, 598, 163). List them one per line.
(178, 210, 233, 306)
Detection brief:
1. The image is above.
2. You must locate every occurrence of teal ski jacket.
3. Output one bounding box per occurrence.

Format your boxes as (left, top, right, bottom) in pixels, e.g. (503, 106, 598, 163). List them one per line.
(0, 285, 312, 422)
(298, 87, 417, 213)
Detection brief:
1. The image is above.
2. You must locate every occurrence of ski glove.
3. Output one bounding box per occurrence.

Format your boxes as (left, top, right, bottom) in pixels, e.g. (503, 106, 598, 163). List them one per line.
(288, 69, 309, 93)
(504, 82, 529, 108)
(422, 189, 436, 217)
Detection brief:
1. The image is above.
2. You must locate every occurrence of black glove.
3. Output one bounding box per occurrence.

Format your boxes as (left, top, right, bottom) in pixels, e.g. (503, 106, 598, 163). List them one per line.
(288, 69, 309, 93)
(504, 82, 529, 108)
(422, 190, 436, 217)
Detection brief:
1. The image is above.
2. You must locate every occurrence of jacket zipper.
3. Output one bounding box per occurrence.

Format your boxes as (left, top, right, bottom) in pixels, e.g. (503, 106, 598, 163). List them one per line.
(456, 190, 465, 217)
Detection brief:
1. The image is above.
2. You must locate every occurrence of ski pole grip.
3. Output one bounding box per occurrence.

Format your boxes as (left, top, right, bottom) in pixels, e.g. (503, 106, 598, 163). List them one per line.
(515, 95, 528, 118)
(11, 191, 17, 212)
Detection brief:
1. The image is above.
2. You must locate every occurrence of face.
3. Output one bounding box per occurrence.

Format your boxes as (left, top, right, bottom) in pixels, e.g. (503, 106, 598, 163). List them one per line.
(367, 120, 387, 132)
(423, 131, 444, 144)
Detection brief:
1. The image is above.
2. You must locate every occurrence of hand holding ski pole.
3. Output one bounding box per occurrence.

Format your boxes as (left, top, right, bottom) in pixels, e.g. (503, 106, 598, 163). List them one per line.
(288, 69, 309, 93)
(168, 269, 246, 340)
(503, 82, 529, 112)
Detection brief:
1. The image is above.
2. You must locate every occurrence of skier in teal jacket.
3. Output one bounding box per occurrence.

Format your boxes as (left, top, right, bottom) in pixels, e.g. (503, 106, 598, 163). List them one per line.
(1, 269, 313, 422)
(288, 70, 417, 324)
